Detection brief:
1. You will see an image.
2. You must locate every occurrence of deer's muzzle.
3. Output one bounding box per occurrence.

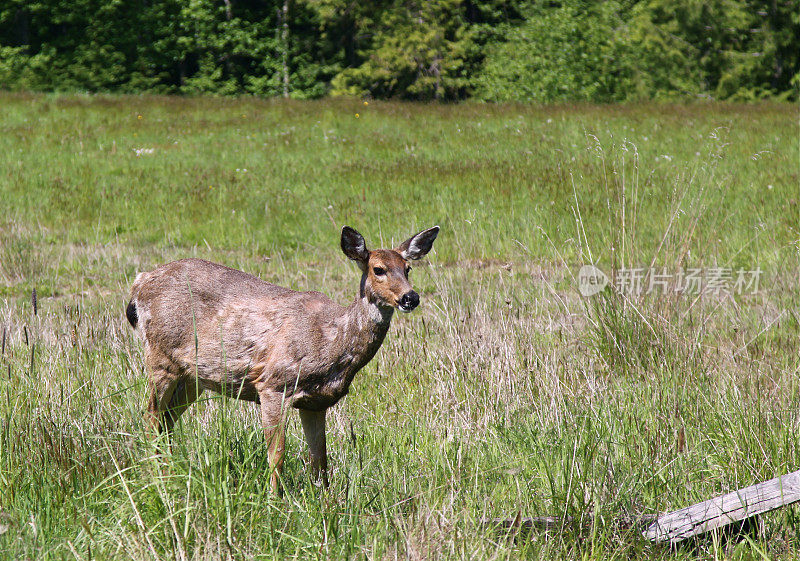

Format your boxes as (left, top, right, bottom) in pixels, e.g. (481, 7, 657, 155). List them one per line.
(397, 291, 419, 313)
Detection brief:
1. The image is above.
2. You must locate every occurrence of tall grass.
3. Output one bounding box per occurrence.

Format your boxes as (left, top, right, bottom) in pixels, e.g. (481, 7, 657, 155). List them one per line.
(0, 93, 797, 559)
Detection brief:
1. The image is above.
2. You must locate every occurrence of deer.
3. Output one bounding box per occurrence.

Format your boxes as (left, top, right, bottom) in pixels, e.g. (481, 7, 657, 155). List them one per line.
(125, 225, 439, 492)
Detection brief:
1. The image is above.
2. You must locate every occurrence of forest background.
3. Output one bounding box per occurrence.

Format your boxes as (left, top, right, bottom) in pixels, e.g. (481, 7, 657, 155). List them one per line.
(1, 0, 798, 102)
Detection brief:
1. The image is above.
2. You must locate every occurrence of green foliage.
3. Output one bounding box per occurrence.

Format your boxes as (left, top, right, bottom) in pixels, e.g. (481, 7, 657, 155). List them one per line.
(475, 1, 641, 102)
(0, 0, 797, 99)
(628, 0, 746, 98)
(625, 0, 800, 100)
(0, 0, 339, 97)
(714, 0, 800, 99)
(330, 0, 473, 100)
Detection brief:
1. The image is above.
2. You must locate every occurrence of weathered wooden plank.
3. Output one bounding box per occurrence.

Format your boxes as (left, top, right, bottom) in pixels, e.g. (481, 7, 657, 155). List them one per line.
(644, 469, 800, 544)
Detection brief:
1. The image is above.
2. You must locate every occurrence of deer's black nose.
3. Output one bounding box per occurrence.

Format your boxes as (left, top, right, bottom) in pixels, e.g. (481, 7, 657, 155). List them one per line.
(398, 291, 419, 312)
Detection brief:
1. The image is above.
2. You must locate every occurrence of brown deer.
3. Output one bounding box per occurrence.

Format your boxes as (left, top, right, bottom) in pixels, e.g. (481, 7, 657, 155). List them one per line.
(126, 225, 439, 491)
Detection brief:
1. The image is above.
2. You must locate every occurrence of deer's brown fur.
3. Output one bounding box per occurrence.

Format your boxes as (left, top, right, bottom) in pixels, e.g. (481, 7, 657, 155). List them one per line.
(127, 226, 439, 491)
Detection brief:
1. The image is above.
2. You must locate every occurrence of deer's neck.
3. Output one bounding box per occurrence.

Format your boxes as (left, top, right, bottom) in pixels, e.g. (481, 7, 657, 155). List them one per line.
(341, 293, 394, 372)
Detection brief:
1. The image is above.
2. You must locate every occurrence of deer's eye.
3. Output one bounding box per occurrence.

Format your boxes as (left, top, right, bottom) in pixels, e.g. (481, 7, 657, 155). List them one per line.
(373, 266, 386, 276)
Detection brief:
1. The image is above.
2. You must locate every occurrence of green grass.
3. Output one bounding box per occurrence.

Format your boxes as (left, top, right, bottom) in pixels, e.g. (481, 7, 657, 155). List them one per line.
(0, 92, 798, 559)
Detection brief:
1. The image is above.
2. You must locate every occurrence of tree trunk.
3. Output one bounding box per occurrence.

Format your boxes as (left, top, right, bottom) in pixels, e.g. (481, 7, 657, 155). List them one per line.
(222, 0, 233, 79)
(770, 0, 783, 90)
(14, 9, 30, 47)
(281, 0, 290, 98)
(433, 52, 442, 101)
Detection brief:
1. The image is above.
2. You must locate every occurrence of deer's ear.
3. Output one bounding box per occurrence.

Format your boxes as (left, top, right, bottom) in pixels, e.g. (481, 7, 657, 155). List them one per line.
(341, 226, 369, 265)
(395, 226, 439, 261)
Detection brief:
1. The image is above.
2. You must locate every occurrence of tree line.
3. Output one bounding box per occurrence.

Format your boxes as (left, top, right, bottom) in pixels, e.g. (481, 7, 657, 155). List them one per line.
(0, 0, 797, 101)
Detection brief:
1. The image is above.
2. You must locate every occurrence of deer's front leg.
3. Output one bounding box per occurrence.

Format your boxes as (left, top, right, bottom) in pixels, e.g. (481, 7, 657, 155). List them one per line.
(299, 409, 328, 488)
(259, 391, 287, 494)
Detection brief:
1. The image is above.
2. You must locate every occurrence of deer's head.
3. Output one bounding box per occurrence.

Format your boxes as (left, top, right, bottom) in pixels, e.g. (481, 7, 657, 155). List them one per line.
(341, 225, 439, 312)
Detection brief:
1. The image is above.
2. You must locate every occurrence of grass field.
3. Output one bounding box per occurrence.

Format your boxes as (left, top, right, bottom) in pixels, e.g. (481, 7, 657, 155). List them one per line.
(0, 92, 798, 559)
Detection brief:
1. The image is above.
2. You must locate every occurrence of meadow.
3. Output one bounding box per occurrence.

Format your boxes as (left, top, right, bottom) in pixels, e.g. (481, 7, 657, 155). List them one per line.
(0, 92, 798, 559)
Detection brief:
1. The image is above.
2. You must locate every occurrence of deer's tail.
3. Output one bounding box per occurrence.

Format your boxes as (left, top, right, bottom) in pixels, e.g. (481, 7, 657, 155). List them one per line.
(126, 300, 138, 328)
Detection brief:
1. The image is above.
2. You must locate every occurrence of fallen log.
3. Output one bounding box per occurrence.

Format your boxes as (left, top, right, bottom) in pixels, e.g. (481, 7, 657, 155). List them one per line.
(481, 469, 800, 545)
(644, 469, 800, 544)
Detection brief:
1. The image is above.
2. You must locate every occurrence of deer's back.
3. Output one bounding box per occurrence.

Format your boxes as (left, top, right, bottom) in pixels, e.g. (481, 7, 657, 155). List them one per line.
(130, 259, 344, 389)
